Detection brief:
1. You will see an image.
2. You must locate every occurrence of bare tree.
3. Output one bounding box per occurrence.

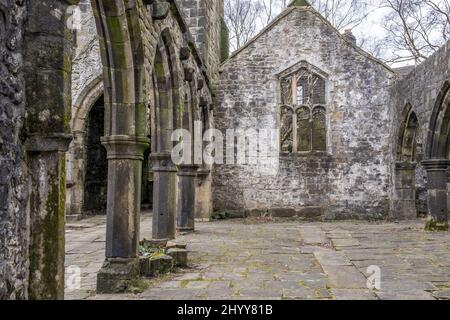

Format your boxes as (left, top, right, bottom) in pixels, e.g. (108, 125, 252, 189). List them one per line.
(380, 0, 450, 64)
(225, 0, 263, 51)
(308, 0, 371, 30)
(259, 0, 290, 24)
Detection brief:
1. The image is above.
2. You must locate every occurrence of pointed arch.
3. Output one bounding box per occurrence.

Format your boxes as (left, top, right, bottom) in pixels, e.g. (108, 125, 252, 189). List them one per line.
(426, 81, 450, 159)
(397, 103, 419, 162)
(72, 75, 104, 132)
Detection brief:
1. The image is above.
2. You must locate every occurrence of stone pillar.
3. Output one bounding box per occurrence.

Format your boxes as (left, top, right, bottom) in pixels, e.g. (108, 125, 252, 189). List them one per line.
(26, 135, 72, 300)
(67, 130, 86, 220)
(23, 0, 80, 300)
(422, 159, 450, 231)
(151, 152, 177, 242)
(96, 136, 149, 293)
(177, 165, 199, 232)
(392, 162, 417, 220)
(195, 169, 213, 221)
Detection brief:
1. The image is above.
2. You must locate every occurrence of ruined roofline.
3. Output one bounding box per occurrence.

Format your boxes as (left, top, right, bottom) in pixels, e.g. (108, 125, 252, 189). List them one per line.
(169, 0, 213, 92)
(221, 6, 395, 74)
(404, 39, 450, 79)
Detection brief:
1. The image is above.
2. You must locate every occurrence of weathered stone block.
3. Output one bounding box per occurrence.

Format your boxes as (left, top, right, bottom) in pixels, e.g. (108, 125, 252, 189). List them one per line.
(97, 259, 140, 294)
(297, 207, 323, 220)
(269, 208, 296, 218)
(225, 210, 246, 219)
(167, 248, 188, 267)
(166, 241, 187, 250)
(140, 255, 174, 278)
(245, 209, 269, 217)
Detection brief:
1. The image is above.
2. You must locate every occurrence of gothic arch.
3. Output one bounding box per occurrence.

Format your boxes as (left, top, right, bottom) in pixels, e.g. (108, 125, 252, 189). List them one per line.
(422, 81, 450, 230)
(397, 103, 419, 162)
(72, 75, 104, 132)
(150, 28, 185, 240)
(426, 81, 450, 159)
(393, 103, 420, 220)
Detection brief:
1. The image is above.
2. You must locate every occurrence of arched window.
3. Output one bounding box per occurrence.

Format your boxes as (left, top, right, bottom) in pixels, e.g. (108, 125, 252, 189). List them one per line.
(280, 67, 327, 153)
(397, 104, 418, 162)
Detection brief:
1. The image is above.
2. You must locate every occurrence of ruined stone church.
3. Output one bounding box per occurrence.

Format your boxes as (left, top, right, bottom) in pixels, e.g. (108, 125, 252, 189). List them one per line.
(0, 0, 449, 299)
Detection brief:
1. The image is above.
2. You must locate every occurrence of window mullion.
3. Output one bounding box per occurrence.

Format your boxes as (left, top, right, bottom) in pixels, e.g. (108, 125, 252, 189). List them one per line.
(309, 106, 313, 152)
(293, 109, 298, 153)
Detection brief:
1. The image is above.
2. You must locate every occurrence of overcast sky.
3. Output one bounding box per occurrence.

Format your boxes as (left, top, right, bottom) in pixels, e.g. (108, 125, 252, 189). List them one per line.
(244, 0, 446, 67)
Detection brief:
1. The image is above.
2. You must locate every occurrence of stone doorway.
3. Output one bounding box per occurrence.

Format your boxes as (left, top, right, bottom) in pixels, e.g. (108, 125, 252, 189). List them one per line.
(393, 104, 420, 220)
(84, 96, 107, 214)
(68, 93, 153, 219)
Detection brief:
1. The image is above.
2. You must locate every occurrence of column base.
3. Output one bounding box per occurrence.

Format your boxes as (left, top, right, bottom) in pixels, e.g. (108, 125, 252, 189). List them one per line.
(425, 219, 449, 232)
(96, 258, 140, 294)
(177, 227, 195, 233)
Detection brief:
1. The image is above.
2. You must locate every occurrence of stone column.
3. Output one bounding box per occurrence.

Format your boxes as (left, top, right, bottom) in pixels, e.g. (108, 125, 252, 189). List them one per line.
(23, 0, 80, 300)
(195, 169, 213, 221)
(422, 159, 450, 231)
(96, 135, 149, 293)
(67, 130, 86, 220)
(151, 152, 178, 242)
(392, 162, 417, 220)
(26, 134, 72, 300)
(177, 165, 199, 232)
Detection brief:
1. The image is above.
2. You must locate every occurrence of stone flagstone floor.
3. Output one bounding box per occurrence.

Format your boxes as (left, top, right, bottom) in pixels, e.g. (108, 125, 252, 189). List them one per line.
(65, 213, 450, 300)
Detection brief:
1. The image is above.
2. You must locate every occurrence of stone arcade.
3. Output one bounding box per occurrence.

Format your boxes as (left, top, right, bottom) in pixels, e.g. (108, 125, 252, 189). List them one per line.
(0, 0, 449, 300)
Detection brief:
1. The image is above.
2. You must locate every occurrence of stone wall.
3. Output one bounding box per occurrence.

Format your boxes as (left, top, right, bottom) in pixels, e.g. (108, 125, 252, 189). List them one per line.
(71, 0, 102, 107)
(177, 0, 226, 80)
(0, 0, 28, 300)
(214, 7, 396, 220)
(391, 41, 450, 216)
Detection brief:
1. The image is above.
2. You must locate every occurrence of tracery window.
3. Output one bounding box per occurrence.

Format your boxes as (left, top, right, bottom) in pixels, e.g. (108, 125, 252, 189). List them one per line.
(280, 67, 327, 153)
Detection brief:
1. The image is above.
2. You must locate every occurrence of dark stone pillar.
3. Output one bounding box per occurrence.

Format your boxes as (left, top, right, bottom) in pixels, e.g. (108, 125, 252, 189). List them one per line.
(177, 165, 199, 232)
(26, 135, 72, 300)
(392, 162, 417, 220)
(151, 152, 177, 242)
(422, 159, 450, 231)
(96, 136, 149, 293)
(23, 0, 80, 300)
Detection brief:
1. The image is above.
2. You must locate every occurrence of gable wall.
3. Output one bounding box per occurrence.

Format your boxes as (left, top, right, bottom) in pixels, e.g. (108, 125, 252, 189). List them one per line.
(213, 8, 396, 219)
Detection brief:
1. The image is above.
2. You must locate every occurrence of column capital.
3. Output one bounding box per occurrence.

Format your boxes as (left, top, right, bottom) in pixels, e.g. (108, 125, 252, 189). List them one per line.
(422, 159, 450, 171)
(150, 152, 177, 172)
(177, 164, 199, 177)
(25, 133, 72, 153)
(101, 135, 150, 160)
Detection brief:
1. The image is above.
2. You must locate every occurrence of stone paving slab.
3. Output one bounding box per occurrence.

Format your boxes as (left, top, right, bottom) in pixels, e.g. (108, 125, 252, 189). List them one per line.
(65, 217, 450, 300)
(330, 289, 378, 300)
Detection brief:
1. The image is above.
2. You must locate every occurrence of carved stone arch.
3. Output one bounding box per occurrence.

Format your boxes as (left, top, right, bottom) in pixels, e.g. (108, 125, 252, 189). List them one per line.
(393, 103, 420, 220)
(90, 0, 148, 137)
(397, 103, 419, 162)
(426, 81, 450, 159)
(150, 28, 185, 241)
(160, 28, 183, 131)
(422, 81, 450, 230)
(276, 59, 329, 80)
(72, 75, 104, 132)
